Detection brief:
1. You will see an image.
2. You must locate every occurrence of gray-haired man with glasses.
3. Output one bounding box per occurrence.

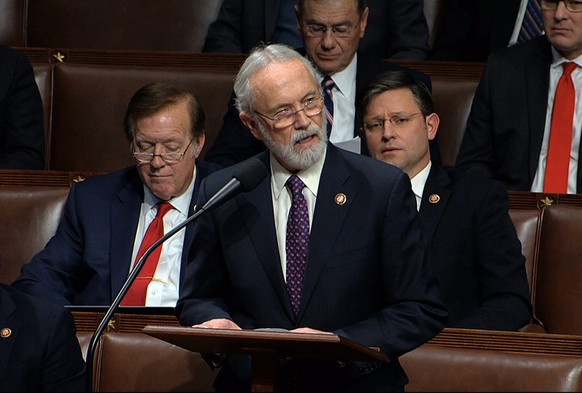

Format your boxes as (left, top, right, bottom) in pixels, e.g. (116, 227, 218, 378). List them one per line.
(12, 82, 222, 307)
(177, 43, 446, 393)
(456, 0, 582, 194)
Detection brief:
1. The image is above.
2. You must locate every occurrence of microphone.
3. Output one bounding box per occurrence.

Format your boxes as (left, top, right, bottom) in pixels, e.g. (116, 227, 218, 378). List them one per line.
(84, 158, 267, 391)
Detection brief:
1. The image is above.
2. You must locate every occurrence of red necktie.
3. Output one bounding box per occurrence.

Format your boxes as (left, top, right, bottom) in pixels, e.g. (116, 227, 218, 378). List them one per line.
(122, 202, 173, 306)
(544, 62, 577, 193)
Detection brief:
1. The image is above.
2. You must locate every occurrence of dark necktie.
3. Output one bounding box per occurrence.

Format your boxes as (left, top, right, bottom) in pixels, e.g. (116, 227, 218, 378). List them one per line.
(544, 62, 577, 193)
(285, 175, 310, 314)
(518, 0, 543, 44)
(122, 201, 173, 306)
(322, 76, 335, 137)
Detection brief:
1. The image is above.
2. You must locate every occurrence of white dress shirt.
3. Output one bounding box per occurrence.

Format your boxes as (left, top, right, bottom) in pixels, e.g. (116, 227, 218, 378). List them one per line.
(531, 49, 582, 194)
(271, 150, 326, 282)
(130, 167, 197, 306)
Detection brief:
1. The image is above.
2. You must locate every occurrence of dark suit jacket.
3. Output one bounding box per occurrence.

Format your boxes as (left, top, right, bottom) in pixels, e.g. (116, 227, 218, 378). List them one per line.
(430, 0, 521, 62)
(454, 36, 574, 192)
(0, 284, 85, 391)
(0, 45, 44, 169)
(204, 51, 433, 167)
(177, 145, 447, 392)
(420, 164, 531, 330)
(12, 161, 221, 305)
(203, 0, 430, 60)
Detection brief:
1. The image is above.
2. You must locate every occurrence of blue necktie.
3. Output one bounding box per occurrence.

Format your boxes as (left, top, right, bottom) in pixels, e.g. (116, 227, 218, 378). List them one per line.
(322, 76, 335, 137)
(518, 0, 543, 44)
(285, 175, 310, 314)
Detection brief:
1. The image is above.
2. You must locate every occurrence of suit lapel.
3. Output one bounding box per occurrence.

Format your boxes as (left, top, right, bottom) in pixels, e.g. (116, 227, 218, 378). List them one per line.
(298, 146, 353, 318)
(242, 154, 294, 316)
(419, 165, 452, 246)
(110, 173, 143, 299)
(527, 38, 553, 185)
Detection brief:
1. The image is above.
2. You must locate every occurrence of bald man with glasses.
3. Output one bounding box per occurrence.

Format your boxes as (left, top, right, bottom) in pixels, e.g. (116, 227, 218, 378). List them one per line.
(12, 82, 222, 307)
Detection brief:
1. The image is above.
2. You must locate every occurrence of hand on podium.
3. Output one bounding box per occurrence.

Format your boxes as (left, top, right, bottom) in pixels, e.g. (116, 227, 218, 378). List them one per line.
(193, 318, 241, 330)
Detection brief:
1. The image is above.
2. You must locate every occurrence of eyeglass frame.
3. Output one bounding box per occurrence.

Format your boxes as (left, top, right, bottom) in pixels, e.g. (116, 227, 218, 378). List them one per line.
(541, 0, 582, 13)
(254, 97, 325, 129)
(362, 112, 425, 133)
(303, 22, 359, 39)
(132, 138, 194, 163)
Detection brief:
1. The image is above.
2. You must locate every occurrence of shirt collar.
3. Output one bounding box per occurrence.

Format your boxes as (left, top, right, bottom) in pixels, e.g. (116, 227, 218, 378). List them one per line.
(320, 53, 357, 98)
(271, 148, 327, 200)
(410, 161, 432, 210)
(551, 47, 582, 69)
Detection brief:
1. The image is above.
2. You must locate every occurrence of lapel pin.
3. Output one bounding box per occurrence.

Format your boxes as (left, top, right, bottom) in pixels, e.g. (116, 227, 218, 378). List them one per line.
(428, 194, 440, 204)
(335, 193, 347, 205)
(1, 328, 11, 338)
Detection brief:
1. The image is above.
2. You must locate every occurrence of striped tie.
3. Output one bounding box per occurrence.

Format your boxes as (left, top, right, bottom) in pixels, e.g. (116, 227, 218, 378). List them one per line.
(518, 0, 543, 44)
(322, 76, 335, 137)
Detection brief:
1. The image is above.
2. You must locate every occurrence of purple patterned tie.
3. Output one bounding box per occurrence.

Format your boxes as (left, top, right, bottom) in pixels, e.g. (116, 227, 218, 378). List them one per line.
(322, 76, 335, 137)
(285, 175, 310, 315)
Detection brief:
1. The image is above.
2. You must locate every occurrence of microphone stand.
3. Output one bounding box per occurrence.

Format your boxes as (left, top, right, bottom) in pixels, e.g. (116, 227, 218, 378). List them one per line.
(83, 159, 267, 391)
(84, 206, 205, 392)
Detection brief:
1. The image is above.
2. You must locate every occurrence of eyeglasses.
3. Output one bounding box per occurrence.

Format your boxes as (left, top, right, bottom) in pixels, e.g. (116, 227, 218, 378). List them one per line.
(362, 113, 424, 133)
(541, 0, 582, 13)
(132, 139, 193, 163)
(304, 23, 356, 39)
(255, 97, 324, 129)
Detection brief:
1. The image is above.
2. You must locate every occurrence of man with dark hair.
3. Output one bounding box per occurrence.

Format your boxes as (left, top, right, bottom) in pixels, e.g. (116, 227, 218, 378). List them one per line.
(203, 0, 430, 60)
(359, 70, 532, 330)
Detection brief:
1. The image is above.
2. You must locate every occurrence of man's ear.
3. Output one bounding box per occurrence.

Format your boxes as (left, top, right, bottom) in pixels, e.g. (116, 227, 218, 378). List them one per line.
(240, 112, 263, 141)
(426, 113, 440, 141)
(192, 132, 206, 159)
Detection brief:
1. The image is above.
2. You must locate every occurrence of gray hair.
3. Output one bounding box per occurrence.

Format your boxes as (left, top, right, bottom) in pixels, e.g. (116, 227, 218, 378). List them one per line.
(233, 43, 322, 116)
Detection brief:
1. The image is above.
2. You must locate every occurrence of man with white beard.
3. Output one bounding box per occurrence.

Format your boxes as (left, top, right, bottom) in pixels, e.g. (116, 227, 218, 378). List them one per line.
(177, 43, 446, 392)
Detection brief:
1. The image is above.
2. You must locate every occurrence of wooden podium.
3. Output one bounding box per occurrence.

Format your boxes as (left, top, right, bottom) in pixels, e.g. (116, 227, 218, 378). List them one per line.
(143, 325, 389, 392)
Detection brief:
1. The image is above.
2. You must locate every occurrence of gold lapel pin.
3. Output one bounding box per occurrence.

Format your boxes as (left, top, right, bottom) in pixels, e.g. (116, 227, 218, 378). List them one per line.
(335, 193, 347, 205)
(1, 328, 12, 338)
(428, 194, 440, 204)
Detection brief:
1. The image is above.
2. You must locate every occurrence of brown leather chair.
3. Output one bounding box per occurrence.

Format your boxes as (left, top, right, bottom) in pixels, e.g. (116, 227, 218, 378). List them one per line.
(48, 62, 235, 172)
(26, 0, 222, 52)
(31, 62, 53, 168)
(90, 332, 217, 392)
(401, 343, 582, 392)
(423, 0, 446, 48)
(431, 77, 478, 166)
(534, 204, 582, 335)
(508, 208, 543, 302)
(0, 185, 68, 284)
(0, 0, 26, 46)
